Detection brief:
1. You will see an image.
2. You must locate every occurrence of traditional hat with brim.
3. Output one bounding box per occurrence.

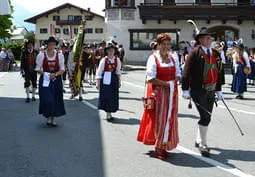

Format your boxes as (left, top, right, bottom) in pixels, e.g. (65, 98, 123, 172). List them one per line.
(195, 27, 214, 40)
(46, 36, 58, 45)
(104, 41, 116, 54)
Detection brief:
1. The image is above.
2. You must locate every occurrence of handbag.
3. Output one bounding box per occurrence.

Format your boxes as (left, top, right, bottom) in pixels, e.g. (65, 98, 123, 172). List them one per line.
(142, 96, 155, 110)
(142, 78, 155, 110)
(243, 67, 251, 75)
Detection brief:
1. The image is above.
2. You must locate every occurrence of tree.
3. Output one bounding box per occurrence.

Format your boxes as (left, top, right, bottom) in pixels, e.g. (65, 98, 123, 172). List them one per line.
(0, 0, 13, 39)
(24, 31, 35, 42)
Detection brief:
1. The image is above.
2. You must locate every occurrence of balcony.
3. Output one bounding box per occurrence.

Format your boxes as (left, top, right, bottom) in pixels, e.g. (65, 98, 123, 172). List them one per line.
(138, 3, 255, 23)
(56, 20, 82, 26)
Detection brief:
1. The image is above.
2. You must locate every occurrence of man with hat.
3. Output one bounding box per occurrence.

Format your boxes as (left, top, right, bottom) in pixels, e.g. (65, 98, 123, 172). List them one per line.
(20, 40, 39, 102)
(182, 27, 224, 157)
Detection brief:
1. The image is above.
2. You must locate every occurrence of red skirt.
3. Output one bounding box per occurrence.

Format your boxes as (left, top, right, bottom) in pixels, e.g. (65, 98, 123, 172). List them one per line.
(137, 81, 179, 151)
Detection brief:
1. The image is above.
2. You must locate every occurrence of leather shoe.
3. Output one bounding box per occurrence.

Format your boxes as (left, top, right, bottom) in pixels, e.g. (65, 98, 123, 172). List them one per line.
(199, 144, 210, 157)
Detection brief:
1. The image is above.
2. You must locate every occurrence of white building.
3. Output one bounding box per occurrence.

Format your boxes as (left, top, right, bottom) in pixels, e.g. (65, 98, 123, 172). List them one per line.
(105, 0, 255, 64)
(25, 3, 106, 48)
(9, 27, 28, 42)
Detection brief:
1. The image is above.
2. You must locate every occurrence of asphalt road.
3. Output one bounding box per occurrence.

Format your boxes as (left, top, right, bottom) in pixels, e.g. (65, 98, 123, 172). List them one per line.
(0, 70, 255, 177)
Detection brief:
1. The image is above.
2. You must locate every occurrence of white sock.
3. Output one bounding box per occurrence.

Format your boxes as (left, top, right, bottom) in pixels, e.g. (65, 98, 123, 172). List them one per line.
(25, 87, 30, 98)
(32, 88, 36, 98)
(199, 125, 208, 146)
(196, 127, 201, 144)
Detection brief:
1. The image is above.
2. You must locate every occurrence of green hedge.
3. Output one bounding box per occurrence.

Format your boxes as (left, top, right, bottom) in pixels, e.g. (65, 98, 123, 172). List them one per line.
(0, 41, 24, 61)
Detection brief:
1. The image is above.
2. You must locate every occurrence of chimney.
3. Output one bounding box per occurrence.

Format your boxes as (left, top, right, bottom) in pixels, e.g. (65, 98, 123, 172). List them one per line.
(88, 8, 90, 12)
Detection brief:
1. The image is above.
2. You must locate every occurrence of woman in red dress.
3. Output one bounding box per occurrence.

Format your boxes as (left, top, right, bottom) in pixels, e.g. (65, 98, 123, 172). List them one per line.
(137, 33, 180, 158)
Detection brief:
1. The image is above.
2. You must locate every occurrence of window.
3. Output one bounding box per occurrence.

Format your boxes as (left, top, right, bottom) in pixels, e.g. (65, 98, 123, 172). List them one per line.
(68, 15, 74, 21)
(55, 28, 61, 34)
(53, 15, 60, 21)
(63, 28, 69, 35)
(129, 29, 178, 50)
(74, 28, 78, 34)
(111, 0, 131, 7)
(85, 28, 93, 34)
(195, 0, 211, 5)
(40, 28, 48, 34)
(95, 28, 103, 33)
(74, 15, 82, 21)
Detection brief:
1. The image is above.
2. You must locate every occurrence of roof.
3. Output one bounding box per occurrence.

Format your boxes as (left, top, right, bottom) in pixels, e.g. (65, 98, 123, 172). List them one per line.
(24, 3, 104, 24)
(10, 27, 28, 36)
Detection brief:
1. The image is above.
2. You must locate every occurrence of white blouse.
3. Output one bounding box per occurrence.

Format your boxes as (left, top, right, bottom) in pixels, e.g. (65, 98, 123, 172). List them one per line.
(35, 50, 65, 71)
(146, 50, 181, 81)
(96, 57, 122, 79)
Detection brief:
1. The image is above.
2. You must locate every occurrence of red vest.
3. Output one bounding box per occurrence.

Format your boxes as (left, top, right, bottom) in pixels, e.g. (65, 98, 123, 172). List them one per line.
(203, 52, 218, 84)
(104, 57, 118, 72)
(43, 52, 59, 71)
(154, 54, 176, 81)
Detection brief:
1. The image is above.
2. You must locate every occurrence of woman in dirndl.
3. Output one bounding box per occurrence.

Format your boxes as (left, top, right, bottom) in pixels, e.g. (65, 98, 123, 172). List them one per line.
(96, 41, 121, 121)
(137, 33, 181, 159)
(231, 43, 251, 99)
(35, 36, 66, 126)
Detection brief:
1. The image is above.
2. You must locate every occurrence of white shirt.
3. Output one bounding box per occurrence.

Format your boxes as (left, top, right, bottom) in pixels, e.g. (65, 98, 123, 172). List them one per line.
(201, 45, 212, 56)
(96, 57, 122, 79)
(232, 51, 250, 73)
(0, 51, 7, 59)
(35, 50, 65, 71)
(146, 50, 181, 81)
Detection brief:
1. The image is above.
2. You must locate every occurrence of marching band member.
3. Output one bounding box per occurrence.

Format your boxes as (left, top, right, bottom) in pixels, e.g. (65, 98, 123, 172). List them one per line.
(96, 41, 121, 121)
(35, 36, 66, 127)
(137, 33, 180, 159)
(182, 28, 223, 157)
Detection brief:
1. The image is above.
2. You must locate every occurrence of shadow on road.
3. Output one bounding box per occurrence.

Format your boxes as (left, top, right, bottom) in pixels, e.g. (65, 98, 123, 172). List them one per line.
(109, 117, 140, 125)
(210, 147, 255, 168)
(145, 151, 213, 168)
(0, 96, 105, 177)
(178, 113, 200, 119)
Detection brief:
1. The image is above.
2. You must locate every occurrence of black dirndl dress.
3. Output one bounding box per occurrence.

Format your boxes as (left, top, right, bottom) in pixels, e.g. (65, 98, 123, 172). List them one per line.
(98, 57, 119, 112)
(231, 61, 247, 94)
(38, 53, 66, 118)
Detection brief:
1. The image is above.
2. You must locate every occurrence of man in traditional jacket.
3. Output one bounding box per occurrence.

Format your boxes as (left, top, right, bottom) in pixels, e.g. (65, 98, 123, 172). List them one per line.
(20, 40, 39, 102)
(182, 28, 224, 157)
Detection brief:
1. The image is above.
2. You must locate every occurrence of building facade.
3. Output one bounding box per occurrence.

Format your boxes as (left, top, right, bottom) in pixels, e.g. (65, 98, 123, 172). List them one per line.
(9, 26, 28, 42)
(105, 0, 255, 64)
(25, 3, 106, 48)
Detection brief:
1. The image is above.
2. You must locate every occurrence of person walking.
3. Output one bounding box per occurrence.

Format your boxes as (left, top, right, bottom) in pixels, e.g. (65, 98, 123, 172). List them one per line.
(231, 42, 250, 99)
(137, 33, 180, 159)
(96, 41, 121, 121)
(20, 40, 39, 102)
(35, 37, 66, 127)
(182, 28, 224, 157)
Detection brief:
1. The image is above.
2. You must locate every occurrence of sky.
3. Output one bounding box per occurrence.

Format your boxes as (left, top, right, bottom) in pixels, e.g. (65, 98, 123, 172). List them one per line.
(12, 0, 105, 31)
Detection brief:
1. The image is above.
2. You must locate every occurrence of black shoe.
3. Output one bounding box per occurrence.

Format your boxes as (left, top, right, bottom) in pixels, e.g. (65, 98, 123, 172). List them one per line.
(235, 95, 244, 99)
(199, 144, 210, 157)
(79, 96, 83, 101)
(32, 97, 36, 101)
(51, 122, 57, 127)
(25, 98, 30, 103)
(195, 142, 199, 148)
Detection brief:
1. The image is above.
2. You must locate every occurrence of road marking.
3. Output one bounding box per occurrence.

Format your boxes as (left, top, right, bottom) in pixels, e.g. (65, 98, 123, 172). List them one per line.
(177, 145, 254, 177)
(72, 89, 254, 177)
(0, 72, 7, 79)
(81, 100, 97, 110)
(218, 105, 255, 116)
(122, 80, 255, 116)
